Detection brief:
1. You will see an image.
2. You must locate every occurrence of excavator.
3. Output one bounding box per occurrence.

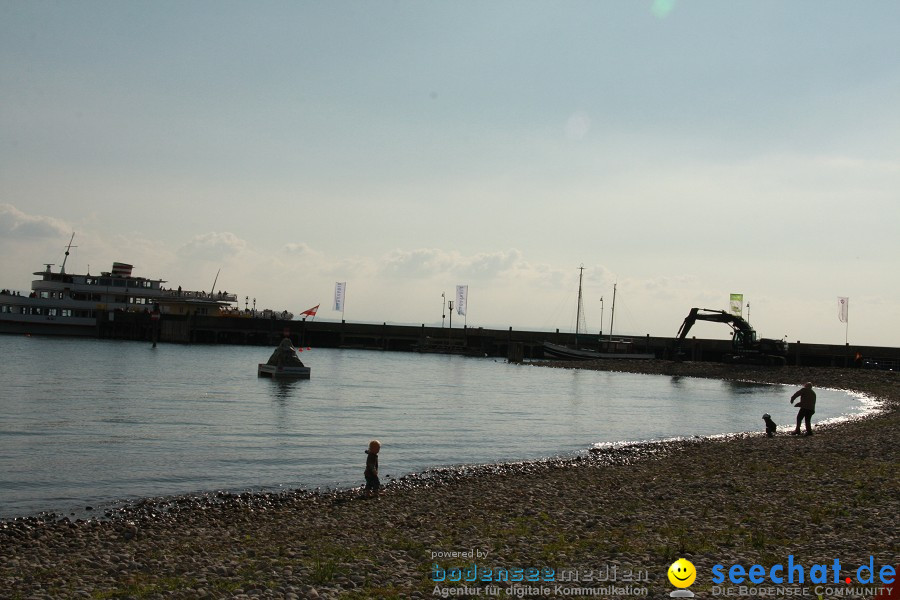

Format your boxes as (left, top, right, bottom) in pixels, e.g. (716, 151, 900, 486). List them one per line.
(674, 308, 788, 365)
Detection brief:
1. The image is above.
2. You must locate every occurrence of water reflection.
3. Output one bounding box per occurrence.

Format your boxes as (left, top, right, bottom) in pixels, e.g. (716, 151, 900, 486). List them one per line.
(724, 380, 770, 394)
(266, 378, 302, 400)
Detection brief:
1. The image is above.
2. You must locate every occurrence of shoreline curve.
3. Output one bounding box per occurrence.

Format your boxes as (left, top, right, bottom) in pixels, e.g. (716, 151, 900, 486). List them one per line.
(1, 360, 897, 599)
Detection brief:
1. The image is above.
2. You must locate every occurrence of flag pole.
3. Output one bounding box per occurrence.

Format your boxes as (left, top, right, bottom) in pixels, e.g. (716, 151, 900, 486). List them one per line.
(845, 303, 849, 345)
(839, 297, 849, 345)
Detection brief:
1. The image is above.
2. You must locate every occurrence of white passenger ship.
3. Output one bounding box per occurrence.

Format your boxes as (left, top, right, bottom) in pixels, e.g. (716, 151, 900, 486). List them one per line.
(0, 236, 238, 336)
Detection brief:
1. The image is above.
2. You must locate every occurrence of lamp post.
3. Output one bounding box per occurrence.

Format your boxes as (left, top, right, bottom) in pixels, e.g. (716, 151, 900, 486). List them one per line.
(747, 302, 751, 324)
(448, 301, 453, 349)
(442, 292, 446, 328)
(245, 296, 249, 312)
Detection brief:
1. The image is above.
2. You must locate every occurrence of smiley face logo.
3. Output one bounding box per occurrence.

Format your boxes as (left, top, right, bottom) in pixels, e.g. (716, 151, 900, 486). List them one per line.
(667, 558, 696, 588)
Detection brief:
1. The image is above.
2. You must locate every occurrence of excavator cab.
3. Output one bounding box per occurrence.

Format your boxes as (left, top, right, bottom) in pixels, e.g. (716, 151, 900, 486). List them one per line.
(732, 328, 757, 350)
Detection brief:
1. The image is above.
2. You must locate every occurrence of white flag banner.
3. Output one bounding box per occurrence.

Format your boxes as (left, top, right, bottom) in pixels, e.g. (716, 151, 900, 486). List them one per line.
(334, 282, 346, 312)
(455, 285, 468, 316)
(838, 296, 849, 323)
(729, 293, 743, 317)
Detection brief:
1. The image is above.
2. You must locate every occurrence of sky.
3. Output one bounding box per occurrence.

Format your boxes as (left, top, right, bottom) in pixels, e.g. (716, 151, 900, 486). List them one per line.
(2, 1, 899, 347)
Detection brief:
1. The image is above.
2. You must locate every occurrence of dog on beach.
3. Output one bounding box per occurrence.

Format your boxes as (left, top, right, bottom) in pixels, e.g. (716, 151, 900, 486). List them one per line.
(763, 413, 777, 437)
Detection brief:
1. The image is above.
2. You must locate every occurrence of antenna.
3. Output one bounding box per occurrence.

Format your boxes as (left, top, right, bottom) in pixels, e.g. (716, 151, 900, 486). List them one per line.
(60, 233, 77, 274)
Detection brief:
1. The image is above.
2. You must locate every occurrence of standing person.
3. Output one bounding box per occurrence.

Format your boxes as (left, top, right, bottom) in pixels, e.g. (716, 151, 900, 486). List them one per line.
(364, 439, 381, 497)
(790, 382, 817, 436)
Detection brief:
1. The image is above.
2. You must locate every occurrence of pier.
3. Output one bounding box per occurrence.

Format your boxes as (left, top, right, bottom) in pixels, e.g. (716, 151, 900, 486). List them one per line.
(91, 311, 900, 369)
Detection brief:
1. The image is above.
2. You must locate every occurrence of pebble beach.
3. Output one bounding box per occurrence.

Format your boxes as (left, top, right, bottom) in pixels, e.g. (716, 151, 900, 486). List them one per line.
(2, 361, 897, 599)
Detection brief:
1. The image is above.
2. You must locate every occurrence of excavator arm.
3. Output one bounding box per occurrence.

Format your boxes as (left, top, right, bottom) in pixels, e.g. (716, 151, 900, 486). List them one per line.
(675, 308, 756, 345)
(673, 307, 787, 364)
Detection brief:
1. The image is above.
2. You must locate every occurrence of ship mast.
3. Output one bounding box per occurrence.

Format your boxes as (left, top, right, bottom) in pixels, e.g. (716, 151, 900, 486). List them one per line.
(607, 282, 617, 347)
(575, 264, 586, 340)
(60, 233, 76, 274)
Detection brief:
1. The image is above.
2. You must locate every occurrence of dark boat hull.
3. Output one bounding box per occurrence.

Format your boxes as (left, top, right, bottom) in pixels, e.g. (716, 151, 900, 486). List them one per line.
(542, 341, 654, 361)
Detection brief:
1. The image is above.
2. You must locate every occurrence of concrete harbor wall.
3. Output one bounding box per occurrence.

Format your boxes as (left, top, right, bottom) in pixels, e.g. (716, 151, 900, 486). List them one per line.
(91, 311, 900, 369)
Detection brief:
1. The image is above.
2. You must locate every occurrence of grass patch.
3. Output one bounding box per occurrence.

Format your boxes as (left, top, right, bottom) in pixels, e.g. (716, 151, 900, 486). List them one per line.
(304, 543, 358, 584)
(92, 574, 197, 599)
(343, 586, 407, 599)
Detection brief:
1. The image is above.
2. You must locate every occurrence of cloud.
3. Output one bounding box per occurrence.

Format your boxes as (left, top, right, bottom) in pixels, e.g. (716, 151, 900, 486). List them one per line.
(380, 248, 458, 278)
(463, 249, 522, 278)
(177, 232, 247, 261)
(283, 242, 318, 256)
(378, 248, 526, 281)
(282, 241, 330, 265)
(0, 204, 70, 238)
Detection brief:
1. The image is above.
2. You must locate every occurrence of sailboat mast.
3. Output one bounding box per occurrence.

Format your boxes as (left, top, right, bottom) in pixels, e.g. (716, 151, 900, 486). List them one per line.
(608, 282, 617, 346)
(575, 265, 585, 337)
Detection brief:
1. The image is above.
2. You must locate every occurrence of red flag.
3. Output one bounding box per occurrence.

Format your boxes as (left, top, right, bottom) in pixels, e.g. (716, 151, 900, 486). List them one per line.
(300, 304, 319, 318)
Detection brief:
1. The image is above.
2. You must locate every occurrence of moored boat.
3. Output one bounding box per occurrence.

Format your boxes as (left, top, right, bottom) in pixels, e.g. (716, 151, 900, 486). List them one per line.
(542, 340, 654, 361)
(0, 234, 238, 336)
(542, 266, 654, 361)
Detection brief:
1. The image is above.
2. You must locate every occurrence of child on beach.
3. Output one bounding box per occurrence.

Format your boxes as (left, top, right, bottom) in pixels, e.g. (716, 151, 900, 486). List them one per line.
(364, 439, 381, 497)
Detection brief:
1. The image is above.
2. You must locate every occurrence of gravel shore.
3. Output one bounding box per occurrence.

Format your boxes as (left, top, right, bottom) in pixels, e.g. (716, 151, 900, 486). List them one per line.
(2, 361, 897, 599)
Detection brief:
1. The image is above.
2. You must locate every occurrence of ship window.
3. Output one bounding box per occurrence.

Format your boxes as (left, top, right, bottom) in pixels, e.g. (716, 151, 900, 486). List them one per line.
(142, 281, 152, 288)
(39, 291, 50, 299)
(47, 308, 59, 316)
(61, 309, 73, 317)
(99, 278, 110, 286)
(112, 279, 125, 287)
(1, 305, 10, 313)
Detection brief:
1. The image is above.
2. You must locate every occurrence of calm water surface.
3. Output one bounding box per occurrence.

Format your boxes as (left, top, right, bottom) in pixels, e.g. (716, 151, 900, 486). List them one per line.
(0, 335, 867, 518)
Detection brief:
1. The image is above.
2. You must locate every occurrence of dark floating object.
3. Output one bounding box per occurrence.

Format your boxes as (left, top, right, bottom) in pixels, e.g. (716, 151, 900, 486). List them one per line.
(257, 338, 311, 379)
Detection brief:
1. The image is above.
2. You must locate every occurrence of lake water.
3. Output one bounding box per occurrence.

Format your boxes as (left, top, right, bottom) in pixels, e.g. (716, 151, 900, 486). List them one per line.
(0, 335, 868, 519)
